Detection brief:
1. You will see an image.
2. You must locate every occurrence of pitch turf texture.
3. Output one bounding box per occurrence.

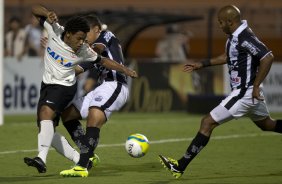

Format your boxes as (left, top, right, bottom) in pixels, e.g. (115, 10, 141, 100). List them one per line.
(1, 112, 282, 184)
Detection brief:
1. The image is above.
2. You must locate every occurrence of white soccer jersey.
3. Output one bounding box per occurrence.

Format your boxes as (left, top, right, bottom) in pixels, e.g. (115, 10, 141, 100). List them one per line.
(42, 21, 99, 86)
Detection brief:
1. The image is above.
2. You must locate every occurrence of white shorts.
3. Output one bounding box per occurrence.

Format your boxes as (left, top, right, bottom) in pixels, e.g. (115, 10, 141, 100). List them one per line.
(210, 87, 269, 124)
(73, 81, 129, 120)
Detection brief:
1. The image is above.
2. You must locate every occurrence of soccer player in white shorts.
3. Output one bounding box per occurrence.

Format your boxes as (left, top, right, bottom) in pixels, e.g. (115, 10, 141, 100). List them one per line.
(60, 15, 136, 177)
(159, 5, 282, 179)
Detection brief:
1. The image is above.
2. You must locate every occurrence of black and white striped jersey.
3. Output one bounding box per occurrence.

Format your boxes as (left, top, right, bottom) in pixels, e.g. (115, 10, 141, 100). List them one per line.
(93, 30, 127, 84)
(226, 20, 272, 90)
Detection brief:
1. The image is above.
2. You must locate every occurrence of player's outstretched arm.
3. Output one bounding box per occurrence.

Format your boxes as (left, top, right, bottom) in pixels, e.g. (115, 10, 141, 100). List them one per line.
(183, 53, 227, 73)
(32, 5, 58, 24)
(100, 58, 138, 78)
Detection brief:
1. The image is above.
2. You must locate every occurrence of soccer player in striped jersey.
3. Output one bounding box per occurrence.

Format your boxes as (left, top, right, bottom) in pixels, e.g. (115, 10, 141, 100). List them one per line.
(59, 15, 134, 177)
(24, 5, 137, 174)
(159, 5, 282, 179)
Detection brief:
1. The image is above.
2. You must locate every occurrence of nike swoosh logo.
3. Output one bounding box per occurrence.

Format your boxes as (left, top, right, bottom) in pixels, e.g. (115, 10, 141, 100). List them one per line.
(40, 145, 49, 148)
(169, 163, 181, 173)
(73, 169, 86, 171)
(46, 100, 55, 104)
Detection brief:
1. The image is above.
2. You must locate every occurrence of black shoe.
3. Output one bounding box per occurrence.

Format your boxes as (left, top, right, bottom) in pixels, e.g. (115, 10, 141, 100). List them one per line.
(159, 155, 184, 179)
(24, 157, 47, 173)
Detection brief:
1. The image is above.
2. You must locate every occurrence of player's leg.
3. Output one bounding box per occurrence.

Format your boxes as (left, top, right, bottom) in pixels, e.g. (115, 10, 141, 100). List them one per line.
(51, 131, 80, 164)
(60, 81, 128, 177)
(25, 83, 77, 173)
(250, 100, 282, 133)
(159, 89, 251, 178)
(37, 105, 57, 163)
(24, 104, 56, 173)
(73, 107, 106, 168)
(61, 104, 84, 147)
(160, 107, 227, 179)
(60, 107, 106, 177)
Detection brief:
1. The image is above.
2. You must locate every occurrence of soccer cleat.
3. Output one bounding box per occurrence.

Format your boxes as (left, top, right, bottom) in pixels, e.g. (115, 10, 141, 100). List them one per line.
(87, 153, 100, 170)
(159, 155, 184, 179)
(60, 166, 88, 177)
(24, 157, 47, 173)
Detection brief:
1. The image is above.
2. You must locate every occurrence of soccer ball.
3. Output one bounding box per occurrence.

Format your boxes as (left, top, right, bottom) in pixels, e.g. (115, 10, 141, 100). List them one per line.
(125, 133, 149, 158)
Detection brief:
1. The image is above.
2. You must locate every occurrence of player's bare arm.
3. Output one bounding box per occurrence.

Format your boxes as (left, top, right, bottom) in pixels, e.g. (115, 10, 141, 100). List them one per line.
(32, 5, 58, 24)
(100, 57, 138, 78)
(183, 53, 227, 72)
(252, 52, 274, 103)
(75, 65, 84, 76)
(91, 44, 105, 55)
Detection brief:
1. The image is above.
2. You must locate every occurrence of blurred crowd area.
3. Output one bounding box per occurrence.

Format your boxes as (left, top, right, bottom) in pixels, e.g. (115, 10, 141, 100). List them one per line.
(4, 15, 45, 60)
(4, 0, 282, 61)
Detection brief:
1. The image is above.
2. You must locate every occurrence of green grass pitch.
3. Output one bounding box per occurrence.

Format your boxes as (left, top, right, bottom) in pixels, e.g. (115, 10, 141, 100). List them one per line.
(0, 112, 282, 184)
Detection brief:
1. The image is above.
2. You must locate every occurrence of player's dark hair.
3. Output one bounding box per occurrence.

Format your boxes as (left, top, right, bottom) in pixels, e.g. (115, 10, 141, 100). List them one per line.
(63, 16, 90, 36)
(83, 15, 102, 30)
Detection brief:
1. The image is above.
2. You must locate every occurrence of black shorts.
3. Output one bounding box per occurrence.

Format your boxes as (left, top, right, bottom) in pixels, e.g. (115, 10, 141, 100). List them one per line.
(37, 82, 77, 115)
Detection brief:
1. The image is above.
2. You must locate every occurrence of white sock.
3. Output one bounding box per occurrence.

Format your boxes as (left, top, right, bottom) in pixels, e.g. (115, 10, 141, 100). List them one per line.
(38, 120, 54, 163)
(51, 132, 80, 164)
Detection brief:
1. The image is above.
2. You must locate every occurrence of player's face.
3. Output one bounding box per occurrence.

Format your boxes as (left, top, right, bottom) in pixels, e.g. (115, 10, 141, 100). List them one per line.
(218, 16, 231, 34)
(86, 26, 101, 44)
(67, 31, 87, 52)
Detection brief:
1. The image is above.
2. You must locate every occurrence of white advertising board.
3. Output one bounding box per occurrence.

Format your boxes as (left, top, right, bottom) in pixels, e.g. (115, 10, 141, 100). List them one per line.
(3, 57, 44, 114)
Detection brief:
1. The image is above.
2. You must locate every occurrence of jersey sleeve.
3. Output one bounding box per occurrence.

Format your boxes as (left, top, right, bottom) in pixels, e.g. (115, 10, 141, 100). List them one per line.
(43, 21, 55, 35)
(241, 35, 271, 60)
(94, 31, 115, 47)
(52, 22, 64, 35)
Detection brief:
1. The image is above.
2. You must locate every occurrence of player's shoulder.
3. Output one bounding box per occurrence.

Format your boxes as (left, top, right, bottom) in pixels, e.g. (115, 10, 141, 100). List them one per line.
(100, 30, 116, 42)
(239, 27, 257, 40)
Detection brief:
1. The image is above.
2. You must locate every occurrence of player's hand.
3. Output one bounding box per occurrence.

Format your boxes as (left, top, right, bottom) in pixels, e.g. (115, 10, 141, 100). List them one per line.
(40, 37, 48, 49)
(47, 11, 58, 24)
(125, 68, 138, 78)
(252, 85, 264, 104)
(183, 60, 202, 73)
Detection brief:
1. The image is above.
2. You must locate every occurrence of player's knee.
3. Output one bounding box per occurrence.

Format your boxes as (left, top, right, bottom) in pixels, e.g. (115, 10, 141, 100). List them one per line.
(200, 116, 212, 130)
(61, 105, 80, 123)
(199, 115, 218, 135)
(39, 105, 55, 120)
(255, 118, 276, 132)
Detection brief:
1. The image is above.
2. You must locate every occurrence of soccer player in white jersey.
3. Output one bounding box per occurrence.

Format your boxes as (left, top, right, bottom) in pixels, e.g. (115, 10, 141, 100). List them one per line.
(159, 5, 282, 179)
(24, 5, 137, 174)
(59, 15, 134, 177)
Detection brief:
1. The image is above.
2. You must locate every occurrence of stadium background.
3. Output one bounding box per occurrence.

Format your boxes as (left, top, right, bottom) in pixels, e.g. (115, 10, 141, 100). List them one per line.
(3, 0, 282, 115)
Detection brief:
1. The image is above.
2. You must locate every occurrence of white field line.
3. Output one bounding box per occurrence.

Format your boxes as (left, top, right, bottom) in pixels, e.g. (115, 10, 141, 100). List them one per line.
(0, 133, 278, 155)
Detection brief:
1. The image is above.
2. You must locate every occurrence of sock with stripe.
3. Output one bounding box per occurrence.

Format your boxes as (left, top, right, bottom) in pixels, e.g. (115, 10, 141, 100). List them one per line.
(77, 127, 100, 168)
(63, 119, 85, 148)
(38, 120, 54, 163)
(178, 132, 210, 171)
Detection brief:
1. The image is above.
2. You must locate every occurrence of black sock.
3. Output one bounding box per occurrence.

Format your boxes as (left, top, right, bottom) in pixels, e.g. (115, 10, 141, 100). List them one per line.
(63, 120, 85, 147)
(275, 120, 282, 133)
(178, 132, 210, 171)
(77, 127, 100, 168)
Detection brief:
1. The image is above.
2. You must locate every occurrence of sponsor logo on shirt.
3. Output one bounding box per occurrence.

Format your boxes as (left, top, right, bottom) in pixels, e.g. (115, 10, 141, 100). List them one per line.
(241, 41, 258, 55)
(230, 71, 241, 86)
(47, 47, 73, 67)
